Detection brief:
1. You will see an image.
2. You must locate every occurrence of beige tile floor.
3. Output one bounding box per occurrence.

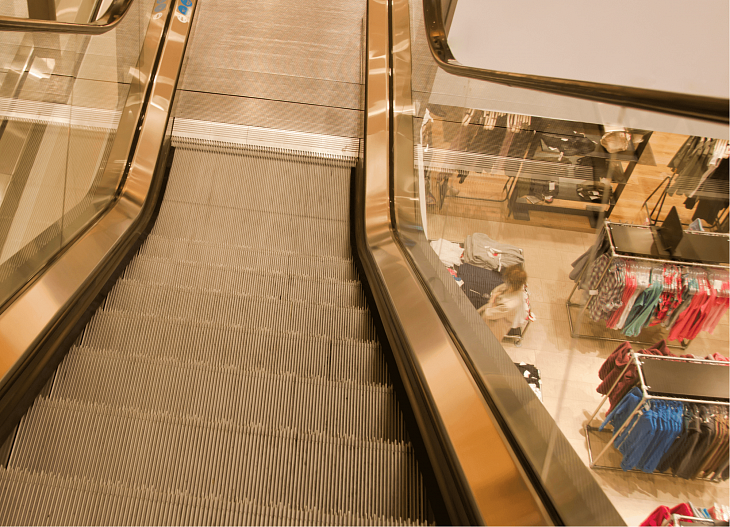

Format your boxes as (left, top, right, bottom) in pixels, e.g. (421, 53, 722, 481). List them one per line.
(427, 212, 730, 525)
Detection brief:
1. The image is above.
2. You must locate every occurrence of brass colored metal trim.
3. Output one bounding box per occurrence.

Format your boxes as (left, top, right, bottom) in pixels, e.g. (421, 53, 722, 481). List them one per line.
(0, 0, 135, 34)
(361, 0, 551, 524)
(421, 0, 728, 124)
(0, 0, 194, 392)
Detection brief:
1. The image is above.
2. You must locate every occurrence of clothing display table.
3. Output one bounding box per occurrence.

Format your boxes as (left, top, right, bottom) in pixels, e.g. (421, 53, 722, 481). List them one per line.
(508, 127, 652, 228)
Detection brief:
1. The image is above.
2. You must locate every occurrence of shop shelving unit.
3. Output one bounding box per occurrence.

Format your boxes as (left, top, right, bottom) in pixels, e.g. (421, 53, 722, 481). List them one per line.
(585, 351, 729, 480)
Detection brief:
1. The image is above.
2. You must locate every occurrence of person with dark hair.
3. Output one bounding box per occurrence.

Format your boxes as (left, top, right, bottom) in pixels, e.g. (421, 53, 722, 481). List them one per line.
(478, 265, 528, 340)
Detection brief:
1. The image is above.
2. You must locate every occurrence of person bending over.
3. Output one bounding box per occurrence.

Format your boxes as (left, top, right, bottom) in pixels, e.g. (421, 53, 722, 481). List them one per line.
(478, 265, 527, 341)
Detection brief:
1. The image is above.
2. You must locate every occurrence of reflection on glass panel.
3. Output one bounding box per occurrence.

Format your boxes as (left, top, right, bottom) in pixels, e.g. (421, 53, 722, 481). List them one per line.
(3, 0, 104, 23)
(0, 0, 28, 19)
(0, 0, 155, 307)
(397, 0, 728, 523)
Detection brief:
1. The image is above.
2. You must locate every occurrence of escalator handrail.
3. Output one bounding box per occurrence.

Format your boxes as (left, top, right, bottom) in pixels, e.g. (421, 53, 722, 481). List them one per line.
(357, 0, 560, 523)
(422, 0, 729, 124)
(0, 0, 196, 445)
(0, 0, 135, 34)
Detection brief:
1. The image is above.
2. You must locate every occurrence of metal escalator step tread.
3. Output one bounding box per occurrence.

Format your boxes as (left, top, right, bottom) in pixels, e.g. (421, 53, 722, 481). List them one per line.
(0, 467, 429, 526)
(151, 201, 350, 259)
(102, 279, 376, 341)
(163, 147, 351, 222)
(7, 399, 427, 523)
(81, 311, 387, 384)
(52, 347, 404, 442)
(122, 255, 366, 309)
(138, 234, 358, 281)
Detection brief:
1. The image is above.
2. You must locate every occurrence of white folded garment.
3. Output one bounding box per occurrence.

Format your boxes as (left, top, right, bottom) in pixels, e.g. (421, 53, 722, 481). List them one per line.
(430, 238, 463, 268)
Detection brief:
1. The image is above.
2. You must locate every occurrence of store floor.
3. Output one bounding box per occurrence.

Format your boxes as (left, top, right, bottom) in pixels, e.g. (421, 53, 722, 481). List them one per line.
(427, 212, 730, 525)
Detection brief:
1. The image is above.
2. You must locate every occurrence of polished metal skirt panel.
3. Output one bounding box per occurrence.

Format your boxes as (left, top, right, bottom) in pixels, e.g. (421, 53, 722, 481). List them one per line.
(0, 144, 432, 525)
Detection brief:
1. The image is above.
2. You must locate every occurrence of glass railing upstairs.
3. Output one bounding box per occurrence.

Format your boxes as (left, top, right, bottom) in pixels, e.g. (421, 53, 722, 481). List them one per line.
(384, 0, 729, 524)
(421, 0, 728, 123)
(0, 0, 158, 309)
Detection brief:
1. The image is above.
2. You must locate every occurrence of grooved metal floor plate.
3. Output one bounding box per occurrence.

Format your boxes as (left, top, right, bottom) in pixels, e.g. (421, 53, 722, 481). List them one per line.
(174, 0, 366, 140)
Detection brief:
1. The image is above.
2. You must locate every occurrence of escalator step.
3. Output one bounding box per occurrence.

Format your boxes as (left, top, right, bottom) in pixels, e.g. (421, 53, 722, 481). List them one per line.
(138, 235, 358, 281)
(122, 255, 366, 309)
(0, 467, 427, 525)
(162, 147, 352, 222)
(151, 201, 350, 259)
(102, 279, 376, 341)
(51, 346, 405, 442)
(80, 311, 388, 385)
(7, 400, 428, 523)
(1, 144, 432, 525)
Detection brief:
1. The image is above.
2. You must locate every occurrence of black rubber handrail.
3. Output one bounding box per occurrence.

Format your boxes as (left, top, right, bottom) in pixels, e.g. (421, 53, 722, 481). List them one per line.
(423, 0, 729, 124)
(0, 0, 134, 34)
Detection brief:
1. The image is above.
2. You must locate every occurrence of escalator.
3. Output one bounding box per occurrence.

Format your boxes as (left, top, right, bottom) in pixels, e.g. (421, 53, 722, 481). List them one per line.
(3, 0, 721, 524)
(0, 0, 440, 524)
(1, 148, 433, 524)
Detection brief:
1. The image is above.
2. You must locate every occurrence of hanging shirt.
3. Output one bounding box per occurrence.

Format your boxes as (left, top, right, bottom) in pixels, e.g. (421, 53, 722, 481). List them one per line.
(650, 266, 682, 326)
(668, 277, 703, 341)
(607, 267, 636, 330)
(596, 340, 675, 413)
(617, 275, 646, 329)
(639, 401, 684, 473)
(623, 281, 663, 336)
(664, 274, 696, 330)
(675, 406, 715, 478)
(701, 278, 730, 334)
(622, 270, 662, 337)
(602, 390, 686, 473)
(589, 260, 625, 321)
(584, 254, 610, 313)
(684, 284, 716, 340)
(657, 403, 702, 474)
(640, 503, 694, 526)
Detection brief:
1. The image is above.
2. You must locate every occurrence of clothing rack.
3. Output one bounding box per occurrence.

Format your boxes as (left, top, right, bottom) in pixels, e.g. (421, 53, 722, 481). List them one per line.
(566, 221, 729, 349)
(667, 514, 729, 527)
(585, 352, 729, 479)
(643, 172, 729, 231)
